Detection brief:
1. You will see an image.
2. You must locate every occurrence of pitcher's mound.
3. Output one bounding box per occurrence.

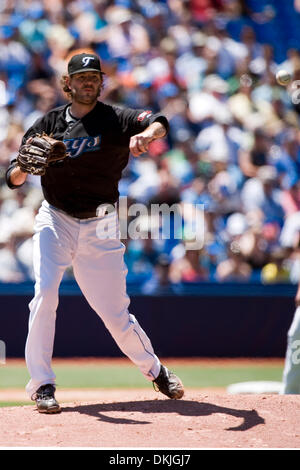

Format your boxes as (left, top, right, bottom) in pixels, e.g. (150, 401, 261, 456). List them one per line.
(0, 389, 299, 449)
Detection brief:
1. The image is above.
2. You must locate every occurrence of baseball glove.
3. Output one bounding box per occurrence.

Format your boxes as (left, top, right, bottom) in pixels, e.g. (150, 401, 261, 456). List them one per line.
(17, 133, 67, 176)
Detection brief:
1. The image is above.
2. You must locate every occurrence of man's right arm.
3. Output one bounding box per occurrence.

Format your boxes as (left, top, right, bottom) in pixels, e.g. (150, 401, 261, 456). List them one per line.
(5, 160, 28, 189)
(6, 112, 50, 189)
(8, 165, 28, 187)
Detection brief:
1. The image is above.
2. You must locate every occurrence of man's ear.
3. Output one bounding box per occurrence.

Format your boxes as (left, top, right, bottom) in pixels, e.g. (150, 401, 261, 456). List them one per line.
(65, 75, 71, 90)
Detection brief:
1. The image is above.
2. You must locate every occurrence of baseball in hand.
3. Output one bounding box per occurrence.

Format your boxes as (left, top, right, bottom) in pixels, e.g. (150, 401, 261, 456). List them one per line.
(276, 70, 291, 86)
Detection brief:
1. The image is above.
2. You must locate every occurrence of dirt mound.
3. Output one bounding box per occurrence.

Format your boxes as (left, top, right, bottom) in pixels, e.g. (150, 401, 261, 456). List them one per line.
(0, 389, 299, 449)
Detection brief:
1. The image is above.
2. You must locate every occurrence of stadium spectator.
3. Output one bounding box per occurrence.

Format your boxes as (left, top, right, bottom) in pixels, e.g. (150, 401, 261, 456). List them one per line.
(241, 165, 285, 225)
(215, 240, 252, 282)
(261, 246, 290, 283)
(1, 0, 300, 291)
(238, 128, 271, 179)
(169, 244, 209, 284)
(280, 177, 300, 217)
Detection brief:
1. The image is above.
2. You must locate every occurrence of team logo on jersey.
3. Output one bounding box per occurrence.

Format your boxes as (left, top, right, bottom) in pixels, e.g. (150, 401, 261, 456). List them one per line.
(82, 56, 95, 67)
(64, 135, 101, 158)
(137, 110, 153, 121)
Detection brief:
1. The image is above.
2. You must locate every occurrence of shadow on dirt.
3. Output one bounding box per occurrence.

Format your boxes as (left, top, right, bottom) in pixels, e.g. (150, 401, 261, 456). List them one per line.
(62, 399, 265, 431)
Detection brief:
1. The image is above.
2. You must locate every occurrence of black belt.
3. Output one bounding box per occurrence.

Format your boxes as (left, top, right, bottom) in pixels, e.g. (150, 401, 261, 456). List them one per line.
(52, 204, 116, 220)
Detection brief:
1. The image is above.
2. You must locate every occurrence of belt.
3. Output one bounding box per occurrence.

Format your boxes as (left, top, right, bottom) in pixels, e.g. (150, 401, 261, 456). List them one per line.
(50, 204, 116, 220)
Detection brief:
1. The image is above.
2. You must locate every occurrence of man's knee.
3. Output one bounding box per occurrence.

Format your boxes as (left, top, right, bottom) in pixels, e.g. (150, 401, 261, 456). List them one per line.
(103, 310, 134, 335)
(29, 280, 60, 312)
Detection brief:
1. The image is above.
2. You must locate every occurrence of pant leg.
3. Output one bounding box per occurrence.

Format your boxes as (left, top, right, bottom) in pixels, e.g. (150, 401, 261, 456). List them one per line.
(72, 212, 161, 381)
(281, 306, 300, 394)
(25, 202, 74, 397)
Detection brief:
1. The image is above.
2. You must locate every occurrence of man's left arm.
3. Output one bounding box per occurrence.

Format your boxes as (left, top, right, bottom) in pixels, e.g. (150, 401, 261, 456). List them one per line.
(130, 120, 167, 157)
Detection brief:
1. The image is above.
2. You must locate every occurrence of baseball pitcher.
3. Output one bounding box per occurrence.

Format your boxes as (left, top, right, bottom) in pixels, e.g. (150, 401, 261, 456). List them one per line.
(6, 52, 184, 413)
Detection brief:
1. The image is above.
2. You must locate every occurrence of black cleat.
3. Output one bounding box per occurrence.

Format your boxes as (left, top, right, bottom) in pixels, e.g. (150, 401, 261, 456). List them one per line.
(153, 365, 184, 399)
(32, 384, 61, 414)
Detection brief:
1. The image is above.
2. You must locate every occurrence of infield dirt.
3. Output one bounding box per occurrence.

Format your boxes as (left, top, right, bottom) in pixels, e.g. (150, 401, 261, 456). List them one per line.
(0, 389, 299, 449)
(0, 358, 298, 449)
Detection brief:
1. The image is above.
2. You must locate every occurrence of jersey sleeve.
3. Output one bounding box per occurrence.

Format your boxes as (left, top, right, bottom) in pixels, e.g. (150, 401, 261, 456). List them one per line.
(5, 158, 22, 189)
(115, 106, 169, 137)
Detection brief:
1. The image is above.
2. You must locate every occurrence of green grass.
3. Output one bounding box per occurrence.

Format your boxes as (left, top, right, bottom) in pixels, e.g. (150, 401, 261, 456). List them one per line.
(177, 365, 283, 388)
(0, 402, 31, 407)
(0, 362, 284, 390)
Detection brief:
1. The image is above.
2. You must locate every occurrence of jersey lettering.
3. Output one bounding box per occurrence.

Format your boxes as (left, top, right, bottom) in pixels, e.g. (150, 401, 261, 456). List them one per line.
(64, 135, 101, 158)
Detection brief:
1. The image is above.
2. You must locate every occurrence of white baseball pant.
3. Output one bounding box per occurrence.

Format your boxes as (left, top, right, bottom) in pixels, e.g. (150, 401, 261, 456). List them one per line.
(281, 306, 300, 394)
(25, 200, 161, 397)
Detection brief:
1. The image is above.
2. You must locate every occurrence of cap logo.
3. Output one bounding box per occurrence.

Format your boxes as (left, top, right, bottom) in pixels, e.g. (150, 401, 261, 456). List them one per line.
(82, 56, 95, 67)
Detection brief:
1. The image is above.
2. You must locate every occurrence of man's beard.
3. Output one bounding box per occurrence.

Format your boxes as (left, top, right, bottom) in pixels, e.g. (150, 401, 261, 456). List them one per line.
(72, 86, 101, 105)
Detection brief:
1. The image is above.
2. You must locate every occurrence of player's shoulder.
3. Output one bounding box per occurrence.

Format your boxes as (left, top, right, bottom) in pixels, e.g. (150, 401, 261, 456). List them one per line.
(48, 103, 67, 113)
(44, 104, 68, 119)
(21, 104, 68, 140)
(96, 101, 139, 118)
(91, 101, 135, 127)
(34, 104, 68, 128)
(94, 101, 126, 117)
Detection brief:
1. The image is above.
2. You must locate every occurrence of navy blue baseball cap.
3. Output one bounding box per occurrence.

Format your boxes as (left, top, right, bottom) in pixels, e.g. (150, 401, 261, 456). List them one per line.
(68, 53, 103, 76)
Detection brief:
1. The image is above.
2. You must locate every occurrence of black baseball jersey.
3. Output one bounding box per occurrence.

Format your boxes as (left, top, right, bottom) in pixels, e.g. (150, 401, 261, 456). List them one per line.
(6, 102, 169, 217)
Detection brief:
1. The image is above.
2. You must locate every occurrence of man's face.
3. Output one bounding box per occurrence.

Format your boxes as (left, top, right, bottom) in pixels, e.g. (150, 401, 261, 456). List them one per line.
(68, 72, 102, 105)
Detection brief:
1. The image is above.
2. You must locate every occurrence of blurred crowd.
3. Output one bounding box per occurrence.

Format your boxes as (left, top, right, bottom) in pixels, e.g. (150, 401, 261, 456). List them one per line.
(1, 0, 300, 291)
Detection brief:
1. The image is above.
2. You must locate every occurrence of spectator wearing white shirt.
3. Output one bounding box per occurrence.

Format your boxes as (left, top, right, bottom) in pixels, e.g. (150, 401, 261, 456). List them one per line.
(241, 165, 284, 226)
